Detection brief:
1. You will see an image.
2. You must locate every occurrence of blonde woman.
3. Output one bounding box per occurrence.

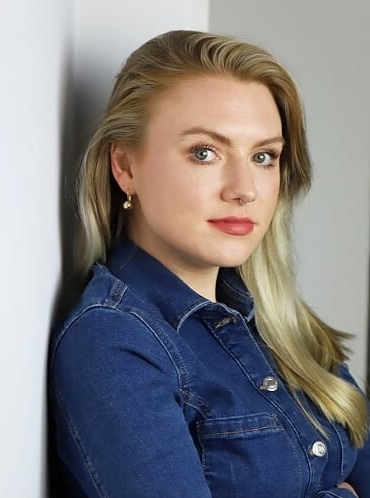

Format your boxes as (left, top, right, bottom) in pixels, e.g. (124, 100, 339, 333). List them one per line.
(49, 30, 369, 498)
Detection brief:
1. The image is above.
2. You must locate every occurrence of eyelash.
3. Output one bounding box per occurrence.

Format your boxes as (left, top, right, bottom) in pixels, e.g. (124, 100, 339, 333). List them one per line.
(188, 144, 282, 167)
(189, 143, 218, 165)
(253, 148, 281, 168)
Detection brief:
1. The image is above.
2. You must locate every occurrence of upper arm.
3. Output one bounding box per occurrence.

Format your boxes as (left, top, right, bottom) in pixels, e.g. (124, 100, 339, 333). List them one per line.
(50, 307, 212, 498)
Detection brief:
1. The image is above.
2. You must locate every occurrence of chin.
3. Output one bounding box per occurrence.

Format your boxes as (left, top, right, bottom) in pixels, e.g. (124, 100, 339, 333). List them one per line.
(214, 252, 254, 269)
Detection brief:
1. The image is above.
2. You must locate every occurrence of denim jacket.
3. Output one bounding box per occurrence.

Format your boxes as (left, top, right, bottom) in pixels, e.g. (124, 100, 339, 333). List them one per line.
(49, 236, 370, 498)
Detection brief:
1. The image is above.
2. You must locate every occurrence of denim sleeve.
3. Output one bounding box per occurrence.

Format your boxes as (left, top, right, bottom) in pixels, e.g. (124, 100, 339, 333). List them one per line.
(345, 401, 370, 498)
(51, 307, 213, 498)
(347, 435, 370, 498)
(338, 364, 370, 498)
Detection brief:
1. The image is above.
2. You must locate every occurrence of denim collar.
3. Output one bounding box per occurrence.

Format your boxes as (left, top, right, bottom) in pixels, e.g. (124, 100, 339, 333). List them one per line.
(107, 235, 255, 330)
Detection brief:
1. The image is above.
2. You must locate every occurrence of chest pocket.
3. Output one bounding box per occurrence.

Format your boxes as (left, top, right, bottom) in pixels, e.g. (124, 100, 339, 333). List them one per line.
(196, 413, 303, 498)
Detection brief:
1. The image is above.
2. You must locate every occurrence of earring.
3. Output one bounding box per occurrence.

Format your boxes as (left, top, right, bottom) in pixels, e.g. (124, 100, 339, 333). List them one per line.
(123, 193, 133, 210)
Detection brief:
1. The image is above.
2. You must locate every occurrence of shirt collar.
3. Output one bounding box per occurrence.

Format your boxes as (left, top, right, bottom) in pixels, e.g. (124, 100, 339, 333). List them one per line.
(107, 236, 255, 330)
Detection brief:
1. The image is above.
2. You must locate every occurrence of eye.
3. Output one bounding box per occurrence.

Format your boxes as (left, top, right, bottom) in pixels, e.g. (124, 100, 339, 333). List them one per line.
(190, 145, 218, 164)
(252, 149, 279, 168)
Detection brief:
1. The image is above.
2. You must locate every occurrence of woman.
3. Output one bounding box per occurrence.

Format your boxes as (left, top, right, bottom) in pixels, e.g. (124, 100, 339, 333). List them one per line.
(49, 30, 370, 497)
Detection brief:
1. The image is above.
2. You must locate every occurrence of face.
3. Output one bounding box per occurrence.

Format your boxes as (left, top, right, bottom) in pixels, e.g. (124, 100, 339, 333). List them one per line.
(112, 76, 282, 284)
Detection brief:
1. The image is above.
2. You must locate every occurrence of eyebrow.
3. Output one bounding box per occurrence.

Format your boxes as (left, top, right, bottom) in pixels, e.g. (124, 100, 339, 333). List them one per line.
(180, 127, 285, 147)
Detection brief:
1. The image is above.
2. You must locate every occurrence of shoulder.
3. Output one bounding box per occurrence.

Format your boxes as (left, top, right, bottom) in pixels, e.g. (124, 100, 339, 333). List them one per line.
(49, 264, 179, 381)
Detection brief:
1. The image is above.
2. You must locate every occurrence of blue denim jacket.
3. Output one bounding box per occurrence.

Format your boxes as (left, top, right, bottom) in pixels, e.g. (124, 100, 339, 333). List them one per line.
(49, 236, 370, 498)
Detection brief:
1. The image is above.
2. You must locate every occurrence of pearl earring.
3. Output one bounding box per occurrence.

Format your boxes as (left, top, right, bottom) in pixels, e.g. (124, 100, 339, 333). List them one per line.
(123, 193, 133, 210)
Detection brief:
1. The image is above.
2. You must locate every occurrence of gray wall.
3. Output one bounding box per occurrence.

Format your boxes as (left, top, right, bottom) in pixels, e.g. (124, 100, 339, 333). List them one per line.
(210, 0, 370, 386)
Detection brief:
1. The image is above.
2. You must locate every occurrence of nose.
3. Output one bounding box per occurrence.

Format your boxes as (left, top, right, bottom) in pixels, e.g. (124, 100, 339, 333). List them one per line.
(221, 159, 257, 205)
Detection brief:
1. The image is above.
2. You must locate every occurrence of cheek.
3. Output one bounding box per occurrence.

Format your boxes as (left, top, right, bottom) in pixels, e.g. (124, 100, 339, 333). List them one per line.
(135, 164, 191, 214)
(258, 174, 280, 209)
(271, 169, 280, 195)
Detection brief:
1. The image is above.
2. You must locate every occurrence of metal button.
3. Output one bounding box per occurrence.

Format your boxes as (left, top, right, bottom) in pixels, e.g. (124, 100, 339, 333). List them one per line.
(310, 441, 327, 457)
(260, 376, 279, 392)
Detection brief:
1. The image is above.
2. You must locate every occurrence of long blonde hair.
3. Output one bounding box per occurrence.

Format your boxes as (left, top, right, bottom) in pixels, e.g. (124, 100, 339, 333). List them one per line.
(77, 30, 369, 446)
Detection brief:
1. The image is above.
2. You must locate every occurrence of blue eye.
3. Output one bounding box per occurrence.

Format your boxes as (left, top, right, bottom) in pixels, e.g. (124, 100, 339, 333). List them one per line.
(195, 148, 212, 161)
(191, 145, 217, 164)
(252, 150, 278, 167)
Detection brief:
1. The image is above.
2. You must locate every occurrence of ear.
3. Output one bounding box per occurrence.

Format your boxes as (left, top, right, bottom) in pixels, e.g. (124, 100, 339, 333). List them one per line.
(110, 143, 136, 194)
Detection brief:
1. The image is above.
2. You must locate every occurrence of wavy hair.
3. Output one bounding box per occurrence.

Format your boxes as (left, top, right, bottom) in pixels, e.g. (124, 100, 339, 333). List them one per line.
(77, 30, 369, 446)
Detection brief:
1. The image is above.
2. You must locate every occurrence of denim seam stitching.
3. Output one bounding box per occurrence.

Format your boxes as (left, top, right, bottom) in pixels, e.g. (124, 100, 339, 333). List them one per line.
(210, 319, 307, 496)
(50, 303, 124, 367)
(53, 385, 108, 498)
(128, 310, 190, 400)
(129, 310, 215, 416)
(104, 279, 127, 308)
(183, 396, 215, 418)
(199, 424, 283, 437)
(332, 423, 346, 478)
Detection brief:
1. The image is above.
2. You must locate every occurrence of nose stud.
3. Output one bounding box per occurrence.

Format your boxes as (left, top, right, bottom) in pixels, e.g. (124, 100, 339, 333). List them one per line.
(237, 196, 254, 205)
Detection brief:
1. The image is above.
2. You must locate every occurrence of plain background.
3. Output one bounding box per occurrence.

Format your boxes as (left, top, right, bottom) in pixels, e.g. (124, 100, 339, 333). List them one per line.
(210, 0, 370, 385)
(0, 1, 368, 496)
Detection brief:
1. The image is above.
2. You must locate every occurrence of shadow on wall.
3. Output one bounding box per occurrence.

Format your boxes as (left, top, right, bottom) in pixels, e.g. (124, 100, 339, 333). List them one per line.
(47, 58, 106, 497)
(53, 70, 106, 326)
(47, 50, 78, 498)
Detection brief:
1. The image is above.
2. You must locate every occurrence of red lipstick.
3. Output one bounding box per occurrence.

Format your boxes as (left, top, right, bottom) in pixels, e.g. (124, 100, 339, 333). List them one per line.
(208, 217, 255, 236)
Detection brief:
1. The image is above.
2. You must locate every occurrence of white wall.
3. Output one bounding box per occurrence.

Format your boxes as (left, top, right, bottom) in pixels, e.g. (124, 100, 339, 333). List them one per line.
(210, 0, 370, 385)
(0, 1, 71, 497)
(0, 1, 209, 497)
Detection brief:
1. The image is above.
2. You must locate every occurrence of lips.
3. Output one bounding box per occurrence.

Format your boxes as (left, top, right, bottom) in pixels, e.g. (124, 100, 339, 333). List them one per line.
(208, 217, 255, 236)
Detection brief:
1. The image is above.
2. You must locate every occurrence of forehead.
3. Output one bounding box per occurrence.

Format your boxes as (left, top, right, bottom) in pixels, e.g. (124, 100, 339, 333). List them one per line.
(146, 76, 282, 135)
